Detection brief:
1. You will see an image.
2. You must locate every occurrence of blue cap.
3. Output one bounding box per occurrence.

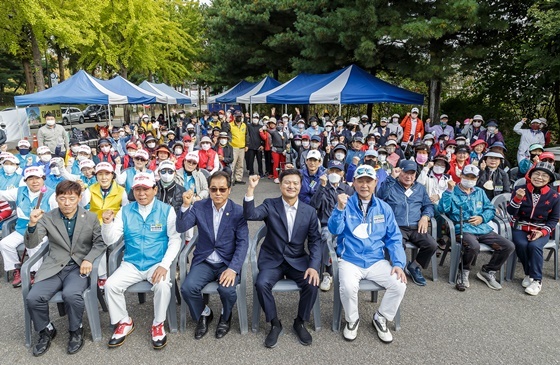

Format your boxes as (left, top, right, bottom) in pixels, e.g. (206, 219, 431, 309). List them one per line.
(333, 144, 347, 152)
(490, 141, 507, 151)
(399, 160, 418, 172)
(311, 135, 322, 142)
(328, 160, 344, 170)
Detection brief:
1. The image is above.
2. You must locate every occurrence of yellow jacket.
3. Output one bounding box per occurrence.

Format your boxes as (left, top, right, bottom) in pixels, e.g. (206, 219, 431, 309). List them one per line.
(89, 181, 126, 222)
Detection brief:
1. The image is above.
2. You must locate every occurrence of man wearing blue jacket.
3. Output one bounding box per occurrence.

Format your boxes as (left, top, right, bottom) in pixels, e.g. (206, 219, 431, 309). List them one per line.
(328, 164, 407, 343)
(377, 160, 437, 287)
(438, 164, 514, 290)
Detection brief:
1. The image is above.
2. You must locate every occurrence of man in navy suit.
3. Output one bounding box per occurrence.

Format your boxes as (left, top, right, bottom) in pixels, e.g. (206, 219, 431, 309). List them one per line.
(177, 171, 249, 340)
(244, 169, 321, 348)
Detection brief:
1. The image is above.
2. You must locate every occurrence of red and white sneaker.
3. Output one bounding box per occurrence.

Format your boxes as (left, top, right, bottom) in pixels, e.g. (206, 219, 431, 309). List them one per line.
(107, 319, 135, 348)
(151, 323, 167, 349)
(97, 278, 107, 290)
(12, 269, 21, 288)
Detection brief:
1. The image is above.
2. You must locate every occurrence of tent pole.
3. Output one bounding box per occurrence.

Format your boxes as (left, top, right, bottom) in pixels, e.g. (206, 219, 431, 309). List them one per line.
(166, 104, 170, 127)
(108, 104, 111, 126)
(339, 103, 342, 116)
(420, 106, 424, 121)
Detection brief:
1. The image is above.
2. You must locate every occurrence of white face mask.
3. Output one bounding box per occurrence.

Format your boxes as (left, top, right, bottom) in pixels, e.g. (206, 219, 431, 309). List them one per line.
(386, 147, 395, 154)
(77, 155, 87, 162)
(368, 141, 375, 146)
(174, 148, 183, 155)
(473, 121, 482, 127)
(335, 152, 345, 161)
(433, 165, 446, 174)
(378, 154, 387, 162)
(311, 122, 317, 127)
(425, 140, 433, 147)
(160, 173, 175, 183)
(252, 119, 259, 124)
(325, 126, 332, 132)
(294, 141, 302, 147)
(51, 167, 60, 176)
(101, 146, 111, 154)
(337, 121, 344, 127)
(3, 165, 16, 174)
(282, 118, 289, 123)
(40, 155, 52, 162)
(302, 141, 310, 148)
(298, 124, 305, 129)
(147, 142, 156, 149)
(461, 178, 476, 189)
(46, 119, 55, 126)
(71, 146, 79, 153)
(219, 139, 228, 146)
(201, 143, 211, 151)
(311, 142, 320, 149)
(128, 150, 136, 157)
(328, 172, 341, 184)
(487, 127, 496, 134)
(392, 118, 399, 123)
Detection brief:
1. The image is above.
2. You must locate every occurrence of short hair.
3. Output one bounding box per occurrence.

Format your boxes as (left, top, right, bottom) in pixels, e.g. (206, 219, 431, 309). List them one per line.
(279, 168, 302, 183)
(45, 112, 54, 118)
(208, 170, 231, 188)
(55, 180, 82, 197)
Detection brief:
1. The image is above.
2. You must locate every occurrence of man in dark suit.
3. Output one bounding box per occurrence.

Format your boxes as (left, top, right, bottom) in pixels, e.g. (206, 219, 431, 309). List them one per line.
(24, 180, 106, 356)
(177, 171, 249, 340)
(243, 169, 321, 348)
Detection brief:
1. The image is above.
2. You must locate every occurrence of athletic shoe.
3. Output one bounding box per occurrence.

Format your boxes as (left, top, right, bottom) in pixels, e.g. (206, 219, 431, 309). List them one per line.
(343, 319, 359, 341)
(372, 313, 392, 343)
(319, 273, 332, 291)
(522, 275, 533, 288)
(477, 269, 502, 290)
(525, 280, 542, 296)
(461, 270, 470, 288)
(405, 262, 427, 286)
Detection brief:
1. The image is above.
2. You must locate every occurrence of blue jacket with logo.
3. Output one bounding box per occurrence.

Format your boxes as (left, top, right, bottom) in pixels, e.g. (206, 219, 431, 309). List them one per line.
(328, 194, 405, 269)
(298, 166, 326, 205)
(437, 185, 495, 235)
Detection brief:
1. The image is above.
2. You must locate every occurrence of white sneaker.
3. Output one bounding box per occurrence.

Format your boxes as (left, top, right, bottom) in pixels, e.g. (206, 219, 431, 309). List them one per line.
(273, 178, 280, 184)
(525, 280, 542, 296)
(372, 313, 393, 343)
(319, 273, 332, 291)
(522, 275, 533, 288)
(461, 270, 470, 288)
(343, 319, 359, 341)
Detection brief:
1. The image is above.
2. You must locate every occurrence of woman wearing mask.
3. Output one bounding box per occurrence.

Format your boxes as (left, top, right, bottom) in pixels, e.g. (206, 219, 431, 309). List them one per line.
(196, 136, 220, 175)
(97, 138, 119, 168)
(462, 115, 486, 144)
(417, 153, 453, 206)
(144, 135, 159, 160)
(173, 141, 187, 170)
(477, 120, 504, 147)
(448, 145, 470, 183)
(508, 162, 560, 296)
(14, 139, 37, 167)
(116, 149, 154, 191)
(385, 140, 401, 168)
(44, 157, 66, 189)
(154, 160, 186, 213)
(213, 132, 233, 175)
(67, 144, 93, 174)
(61, 158, 97, 189)
(413, 144, 430, 174)
(376, 147, 393, 173)
(120, 141, 139, 170)
(476, 151, 511, 200)
(423, 134, 437, 159)
(33, 146, 54, 176)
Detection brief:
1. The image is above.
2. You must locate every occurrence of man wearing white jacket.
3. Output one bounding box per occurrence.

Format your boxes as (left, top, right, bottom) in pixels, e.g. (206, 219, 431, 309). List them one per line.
(514, 118, 545, 164)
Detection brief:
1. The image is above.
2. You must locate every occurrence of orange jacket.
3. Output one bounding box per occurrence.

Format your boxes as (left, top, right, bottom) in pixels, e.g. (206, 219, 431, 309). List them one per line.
(400, 115, 425, 142)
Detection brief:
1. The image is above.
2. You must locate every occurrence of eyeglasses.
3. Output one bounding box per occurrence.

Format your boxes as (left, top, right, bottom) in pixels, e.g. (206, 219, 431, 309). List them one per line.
(160, 169, 174, 175)
(531, 171, 549, 179)
(134, 157, 147, 162)
(209, 187, 228, 193)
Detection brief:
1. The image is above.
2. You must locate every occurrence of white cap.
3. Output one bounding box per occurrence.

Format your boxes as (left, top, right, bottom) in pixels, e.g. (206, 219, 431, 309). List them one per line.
(354, 165, 377, 180)
(78, 145, 91, 154)
(132, 172, 156, 188)
(361, 114, 368, 119)
(24, 165, 45, 180)
(281, 113, 289, 118)
(2, 154, 19, 165)
(200, 136, 212, 144)
(306, 150, 322, 160)
(462, 164, 480, 177)
(348, 117, 359, 125)
(36, 146, 51, 155)
(411, 107, 419, 113)
(95, 162, 114, 174)
(141, 114, 149, 120)
(185, 151, 199, 164)
(386, 140, 397, 146)
(79, 159, 95, 170)
(530, 119, 542, 124)
(473, 114, 484, 121)
(134, 149, 150, 160)
(158, 160, 176, 172)
(17, 140, 31, 148)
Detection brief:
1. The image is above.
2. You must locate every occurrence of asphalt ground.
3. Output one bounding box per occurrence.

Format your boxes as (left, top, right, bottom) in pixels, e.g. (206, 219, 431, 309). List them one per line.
(1, 172, 560, 364)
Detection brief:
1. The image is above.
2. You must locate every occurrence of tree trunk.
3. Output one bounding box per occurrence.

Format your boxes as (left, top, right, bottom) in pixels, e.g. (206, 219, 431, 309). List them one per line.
(428, 78, 441, 122)
(554, 81, 560, 144)
(30, 28, 45, 91)
(273, 69, 279, 81)
(119, 65, 128, 79)
(23, 59, 35, 94)
(366, 103, 373, 122)
(56, 46, 65, 81)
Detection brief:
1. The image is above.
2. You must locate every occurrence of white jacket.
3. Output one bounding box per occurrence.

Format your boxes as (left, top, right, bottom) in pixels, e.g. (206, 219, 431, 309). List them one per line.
(513, 121, 545, 163)
(417, 166, 453, 205)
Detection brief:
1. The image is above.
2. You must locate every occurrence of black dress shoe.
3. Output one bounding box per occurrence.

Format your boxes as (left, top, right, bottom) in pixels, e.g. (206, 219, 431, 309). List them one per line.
(67, 327, 84, 354)
(33, 325, 57, 357)
(194, 310, 213, 340)
(264, 321, 283, 348)
(293, 319, 312, 346)
(215, 315, 231, 339)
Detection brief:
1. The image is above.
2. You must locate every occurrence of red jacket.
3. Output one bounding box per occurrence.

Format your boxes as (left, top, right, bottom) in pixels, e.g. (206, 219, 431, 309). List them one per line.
(400, 115, 425, 143)
(198, 149, 217, 171)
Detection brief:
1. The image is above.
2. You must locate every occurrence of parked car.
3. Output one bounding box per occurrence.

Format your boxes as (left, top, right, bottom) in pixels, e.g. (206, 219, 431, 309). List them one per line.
(83, 104, 112, 122)
(61, 107, 85, 125)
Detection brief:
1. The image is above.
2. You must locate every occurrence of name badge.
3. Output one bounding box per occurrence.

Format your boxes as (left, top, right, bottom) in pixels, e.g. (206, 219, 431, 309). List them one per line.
(404, 189, 413, 198)
(495, 185, 503, 192)
(150, 224, 163, 232)
(310, 180, 317, 189)
(373, 215, 385, 224)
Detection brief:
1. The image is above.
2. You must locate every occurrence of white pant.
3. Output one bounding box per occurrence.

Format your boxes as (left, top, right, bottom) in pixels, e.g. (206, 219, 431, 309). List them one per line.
(339, 259, 406, 323)
(105, 261, 172, 325)
(184, 227, 194, 242)
(0, 231, 46, 272)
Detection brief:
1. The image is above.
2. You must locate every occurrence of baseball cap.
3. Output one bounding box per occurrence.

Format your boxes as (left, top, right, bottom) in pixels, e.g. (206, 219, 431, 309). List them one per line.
(200, 136, 212, 144)
(234, 110, 243, 117)
(423, 133, 434, 141)
(483, 151, 504, 160)
(352, 136, 364, 143)
(333, 144, 347, 152)
(185, 151, 199, 164)
(306, 150, 322, 160)
(440, 114, 449, 119)
(36, 146, 51, 155)
(311, 135, 321, 142)
(348, 117, 359, 125)
(325, 121, 333, 127)
(17, 140, 31, 149)
(24, 166, 45, 180)
(126, 141, 138, 150)
(79, 159, 95, 170)
(489, 141, 507, 151)
(95, 162, 114, 174)
(98, 138, 111, 146)
(132, 172, 156, 189)
(456, 145, 470, 154)
(2, 154, 19, 165)
(411, 107, 419, 113)
(354, 165, 377, 180)
(134, 149, 150, 160)
(281, 113, 289, 118)
(252, 112, 259, 118)
(267, 118, 276, 125)
(364, 149, 378, 158)
(386, 140, 397, 146)
(391, 114, 400, 119)
(301, 134, 310, 140)
(78, 145, 91, 154)
(158, 160, 176, 172)
(328, 160, 344, 170)
(462, 164, 480, 177)
(530, 119, 542, 124)
(399, 160, 417, 172)
(361, 114, 368, 119)
(486, 120, 498, 127)
(167, 129, 176, 135)
(529, 143, 544, 152)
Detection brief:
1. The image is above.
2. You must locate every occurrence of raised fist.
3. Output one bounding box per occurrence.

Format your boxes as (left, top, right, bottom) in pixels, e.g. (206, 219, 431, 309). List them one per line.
(248, 175, 260, 189)
(320, 174, 328, 187)
(447, 179, 456, 190)
(28, 209, 44, 226)
(337, 193, 349, 210)
(182, 189, 194, 207)
(515, 188, 526, 199)
(102, 210, 115, 224)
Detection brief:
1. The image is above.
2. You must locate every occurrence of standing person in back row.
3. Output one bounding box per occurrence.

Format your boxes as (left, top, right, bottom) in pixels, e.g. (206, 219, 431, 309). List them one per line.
(513, 118, 545, 164)
(37, 112, 69, 158)
(400, 108, 424, 149)
(230, 111, 247, 185)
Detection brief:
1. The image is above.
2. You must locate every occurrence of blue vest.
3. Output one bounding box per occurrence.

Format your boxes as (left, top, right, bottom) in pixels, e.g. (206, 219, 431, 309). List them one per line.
(71, 160, 81, 175)
(123, 168, 154, 191)
(122, 199, 170, 271)
(80, 175, 97, 187)
(15, 153, 37, 167)
(15, 186, 55, 235)
(45, 174, 65, 189)
(0, 170, 22, 190)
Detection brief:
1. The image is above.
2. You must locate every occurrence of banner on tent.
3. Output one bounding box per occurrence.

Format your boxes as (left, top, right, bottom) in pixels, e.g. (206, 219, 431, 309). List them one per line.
(26, 105, 62, 126)
(0, 109, 31, 143)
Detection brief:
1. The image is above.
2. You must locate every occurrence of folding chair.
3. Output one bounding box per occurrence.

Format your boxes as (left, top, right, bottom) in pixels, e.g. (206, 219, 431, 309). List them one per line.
(404, 217, 439, 281)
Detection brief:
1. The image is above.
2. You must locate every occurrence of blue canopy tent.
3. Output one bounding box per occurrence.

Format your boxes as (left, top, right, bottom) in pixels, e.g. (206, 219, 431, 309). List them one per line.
(232, 76, 282, 104)
(207, 80, 257, 104)
(98, 76, 168, 104)
(248, 65, 424, 113)
(14, 70, 128, 106)
(138, 81, 192, 105)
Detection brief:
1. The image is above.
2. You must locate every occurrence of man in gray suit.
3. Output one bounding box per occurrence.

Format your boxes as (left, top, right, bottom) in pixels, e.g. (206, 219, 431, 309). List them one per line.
(24, 180, 106, 357)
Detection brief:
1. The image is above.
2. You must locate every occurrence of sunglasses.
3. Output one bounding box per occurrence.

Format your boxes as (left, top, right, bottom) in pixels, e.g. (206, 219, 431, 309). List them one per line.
(134, 157, 148, 162)
(355, 166, 376, 178)
(160, 169, 174, 175)
(185, 160, 198, 165)
(209, 187, 228, 193)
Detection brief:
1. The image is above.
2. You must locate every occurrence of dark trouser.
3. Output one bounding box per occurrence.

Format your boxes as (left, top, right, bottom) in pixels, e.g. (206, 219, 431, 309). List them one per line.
(26, 264, 88, 332)
(400, 226, 437, 269)
(512, 229, 549, 281)
(181, 261, 238, 322)
(246, 149, 263, 176)
(255, 261, 318, 322)
(264, 150, 272, 175)
(461, 231, 515, 271)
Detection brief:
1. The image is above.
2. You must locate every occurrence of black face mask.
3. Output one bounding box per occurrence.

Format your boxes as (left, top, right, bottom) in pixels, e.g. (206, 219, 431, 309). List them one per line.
(530, 153, 539, 160)
(19, 148, 29, 155)
(235, 117, 242, 123)
(364, 159, 376, 167)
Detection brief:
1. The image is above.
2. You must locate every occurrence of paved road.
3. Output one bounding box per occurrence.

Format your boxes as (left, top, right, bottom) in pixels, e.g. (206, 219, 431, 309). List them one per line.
(1, 175, 560, 364)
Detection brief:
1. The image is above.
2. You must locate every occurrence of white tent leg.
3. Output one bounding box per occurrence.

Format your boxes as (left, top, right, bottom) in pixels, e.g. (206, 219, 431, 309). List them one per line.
(339, 104, 342, 116)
